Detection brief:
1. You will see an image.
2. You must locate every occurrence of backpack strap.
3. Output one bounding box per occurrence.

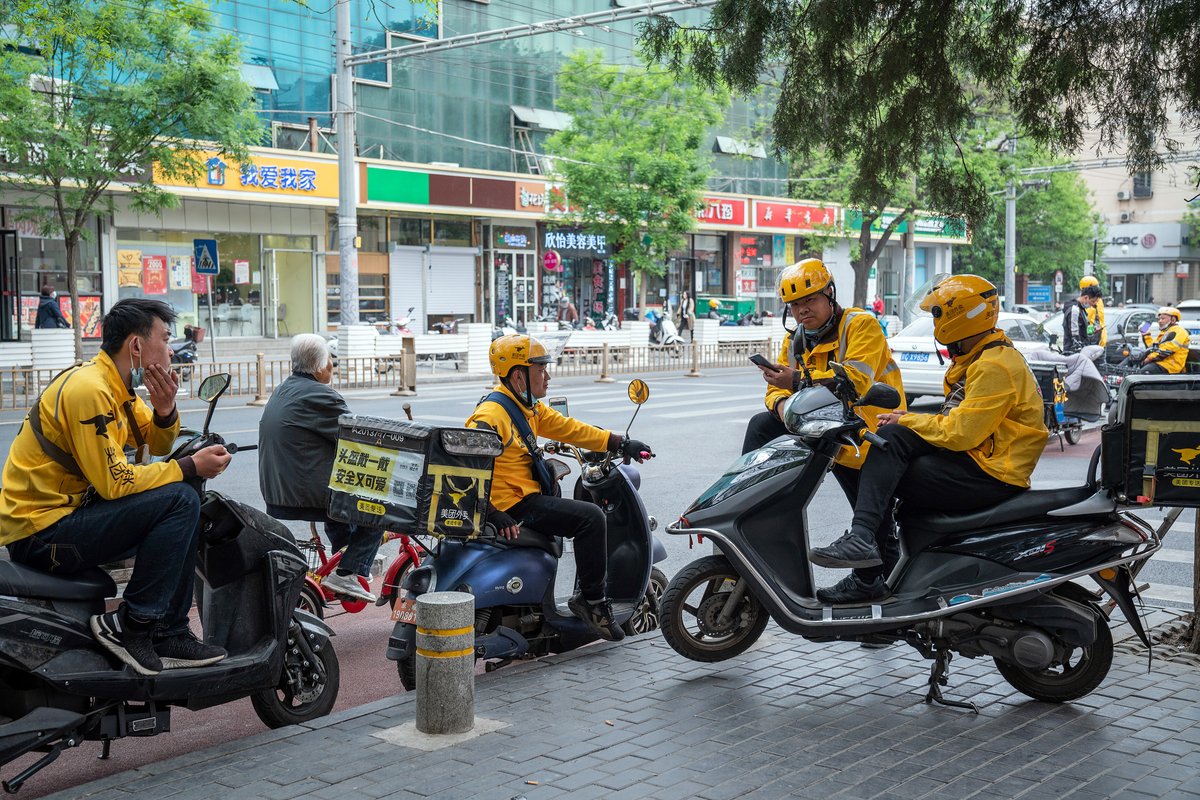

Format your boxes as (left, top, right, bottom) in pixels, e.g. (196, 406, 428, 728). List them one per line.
(482, 392, 557, 496)
(26, 365, 86, 479)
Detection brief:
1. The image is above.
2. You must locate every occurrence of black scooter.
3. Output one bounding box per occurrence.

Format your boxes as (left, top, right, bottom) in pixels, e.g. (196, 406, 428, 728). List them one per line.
(0, 374, 338, 793)
(660, 364, 1161, 710)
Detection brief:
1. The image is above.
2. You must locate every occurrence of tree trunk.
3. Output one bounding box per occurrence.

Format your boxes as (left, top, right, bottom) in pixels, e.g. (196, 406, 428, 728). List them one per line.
(64, 231, 83, 362)
(636, 269, 647, 317)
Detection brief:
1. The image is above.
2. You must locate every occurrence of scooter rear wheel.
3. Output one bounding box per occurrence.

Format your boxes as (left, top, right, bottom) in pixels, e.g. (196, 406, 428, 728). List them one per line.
(1064, 425, 1082, 445)
(624, 567, 668, 636)
(994, 608, 1112, 703)
(660, 556, 769, 662)
(251, 636, 340, 728)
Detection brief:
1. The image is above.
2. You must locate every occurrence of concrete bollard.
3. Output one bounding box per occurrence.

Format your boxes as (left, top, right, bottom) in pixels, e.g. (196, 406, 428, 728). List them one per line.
(391, 335, 417, 397)
(415, 591, 475, 735)
(686, 341, 704, 378)
(594, 342, 615, 384)
(248, 352, 270, 406)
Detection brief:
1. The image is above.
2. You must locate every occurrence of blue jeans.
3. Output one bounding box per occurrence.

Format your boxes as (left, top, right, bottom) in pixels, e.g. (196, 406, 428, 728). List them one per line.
(324, 520, 383, 577)
(7, 483, 201, 635)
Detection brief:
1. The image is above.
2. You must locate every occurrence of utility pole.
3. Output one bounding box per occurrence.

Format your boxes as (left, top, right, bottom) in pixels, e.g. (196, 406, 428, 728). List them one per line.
(335, 0, 359, 325)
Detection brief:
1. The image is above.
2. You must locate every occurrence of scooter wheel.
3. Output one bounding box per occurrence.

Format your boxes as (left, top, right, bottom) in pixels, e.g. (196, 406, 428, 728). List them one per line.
(624, 567, 668, 636)
(994, 608, 1112, 703)
(397, 656, 416, 692)
(1064, 426, 1082, 445)
(251, 636, 340, 728)
(660, 555, 768, 662)
(297, 583, 325, 619)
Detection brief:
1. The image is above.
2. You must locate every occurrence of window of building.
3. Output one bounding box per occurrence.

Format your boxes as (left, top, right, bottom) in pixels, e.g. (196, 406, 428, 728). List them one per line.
(432, 218, 472, 247)
(1133, 171, 1153, 199)
(389, 216, 431, 247)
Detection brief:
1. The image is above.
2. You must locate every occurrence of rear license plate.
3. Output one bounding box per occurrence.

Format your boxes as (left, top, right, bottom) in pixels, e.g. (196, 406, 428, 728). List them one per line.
(391, 596, 417, 624)
(901, 352, 929, 363)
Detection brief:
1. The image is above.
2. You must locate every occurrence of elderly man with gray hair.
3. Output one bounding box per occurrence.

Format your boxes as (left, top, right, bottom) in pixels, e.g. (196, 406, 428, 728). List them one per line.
(258, 334, 383, 602)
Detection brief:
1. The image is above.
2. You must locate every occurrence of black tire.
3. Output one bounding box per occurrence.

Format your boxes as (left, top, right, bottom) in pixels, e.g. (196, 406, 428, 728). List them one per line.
(1064, 425, 1081, 445)
(660, 555, 769, 662)
(297, 583, 324, 619)
(397, 656, 416, 692)
(994, 607, 1113, 703)
(905, 393, 920, 407)
(251, 635, 340, 728)
(624, 567, 668, 636)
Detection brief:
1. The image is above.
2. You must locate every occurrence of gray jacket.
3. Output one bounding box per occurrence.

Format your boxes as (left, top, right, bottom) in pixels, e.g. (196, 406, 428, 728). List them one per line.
(258, 372, 348, 517)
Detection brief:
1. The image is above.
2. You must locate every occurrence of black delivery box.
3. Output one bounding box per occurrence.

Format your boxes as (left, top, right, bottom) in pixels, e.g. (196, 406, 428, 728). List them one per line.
(1101, 374, 1200, 507)
(327, 415, 503, 538)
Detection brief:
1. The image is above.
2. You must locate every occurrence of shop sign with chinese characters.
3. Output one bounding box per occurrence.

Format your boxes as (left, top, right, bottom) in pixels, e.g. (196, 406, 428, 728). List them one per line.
(544, 230, 608, 254)
(695, 196, 747, 227)
(153, 150, 338, 201)
(753, 201, 836, 232)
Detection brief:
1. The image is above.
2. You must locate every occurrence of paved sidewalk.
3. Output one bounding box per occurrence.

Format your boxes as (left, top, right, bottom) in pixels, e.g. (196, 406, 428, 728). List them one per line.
(47, 612, 1200, 800)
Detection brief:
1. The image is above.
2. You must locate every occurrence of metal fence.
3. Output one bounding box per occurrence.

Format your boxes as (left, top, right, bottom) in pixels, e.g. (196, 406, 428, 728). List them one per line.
(0, 341, 779, 411)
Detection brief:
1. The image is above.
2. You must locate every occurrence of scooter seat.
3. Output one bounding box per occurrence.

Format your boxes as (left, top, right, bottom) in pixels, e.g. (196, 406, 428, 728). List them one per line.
(491, 526, 562, 558)
(0, 561, 116, 601)
(899, 484, 1098, 536)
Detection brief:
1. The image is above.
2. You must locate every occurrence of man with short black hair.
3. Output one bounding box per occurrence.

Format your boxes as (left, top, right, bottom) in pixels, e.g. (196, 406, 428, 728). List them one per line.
(1, 298, 231, 676)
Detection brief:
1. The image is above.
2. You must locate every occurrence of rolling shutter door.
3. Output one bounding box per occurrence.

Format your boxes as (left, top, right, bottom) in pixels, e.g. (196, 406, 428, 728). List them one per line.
(426, 246, 477, 321)
(389, 245, 425, 327)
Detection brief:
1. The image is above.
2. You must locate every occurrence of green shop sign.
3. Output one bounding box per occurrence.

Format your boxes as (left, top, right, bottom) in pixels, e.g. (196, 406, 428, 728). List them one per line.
(845, 210, 968, 241)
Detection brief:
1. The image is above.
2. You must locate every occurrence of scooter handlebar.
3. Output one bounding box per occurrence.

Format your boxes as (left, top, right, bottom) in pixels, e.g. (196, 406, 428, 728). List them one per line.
(862, 430, 888, 450)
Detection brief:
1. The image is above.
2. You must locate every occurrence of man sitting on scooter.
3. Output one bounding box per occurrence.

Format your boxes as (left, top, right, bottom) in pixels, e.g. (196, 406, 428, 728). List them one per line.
(258, 334, 384, 602)
(0, 299, 231, 676)
(741, 258, 906, 603)
(810, 275, 1048, 585)
(468, 334, 653, 642)
(1137, 306, 1191, 374)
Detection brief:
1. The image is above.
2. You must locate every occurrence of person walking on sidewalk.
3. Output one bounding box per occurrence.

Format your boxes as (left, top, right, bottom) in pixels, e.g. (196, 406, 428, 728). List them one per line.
(0, 298, 230, 675)
(809, 275, 1047, 587)
(35, 284, 70, 329)
(259, 334, 384, 603)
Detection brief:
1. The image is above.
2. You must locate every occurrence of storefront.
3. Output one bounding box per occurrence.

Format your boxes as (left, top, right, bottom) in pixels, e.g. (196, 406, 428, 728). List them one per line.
(1099, 223, 1200, 306)
(486, 224, 538, 326)
(541, 226, 614, 324)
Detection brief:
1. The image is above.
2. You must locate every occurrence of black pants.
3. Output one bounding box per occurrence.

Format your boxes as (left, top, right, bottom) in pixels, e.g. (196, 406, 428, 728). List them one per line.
(508, 494, 608, 601)
(743, 410, 787, 455)
(1137, 362, 1167, 375)
(852, 424, 1024, 539)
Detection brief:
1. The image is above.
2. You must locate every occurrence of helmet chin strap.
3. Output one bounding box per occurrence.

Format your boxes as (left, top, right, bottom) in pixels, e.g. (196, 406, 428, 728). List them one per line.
(502, 366, 536, 409)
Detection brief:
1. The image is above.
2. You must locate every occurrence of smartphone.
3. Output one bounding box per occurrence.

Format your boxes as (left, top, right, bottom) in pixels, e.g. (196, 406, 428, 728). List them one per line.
(749, 354, 782, 372)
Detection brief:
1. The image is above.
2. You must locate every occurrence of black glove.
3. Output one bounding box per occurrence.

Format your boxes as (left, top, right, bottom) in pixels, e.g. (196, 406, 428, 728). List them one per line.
(617, 437, 654, 462)
(488, 508, 518, 532)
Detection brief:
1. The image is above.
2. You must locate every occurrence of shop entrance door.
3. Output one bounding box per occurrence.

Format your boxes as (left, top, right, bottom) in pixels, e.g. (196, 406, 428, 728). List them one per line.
(264, 248, 317, 337)
(511, 252, 537, 326)
(0, 230, 17, 341)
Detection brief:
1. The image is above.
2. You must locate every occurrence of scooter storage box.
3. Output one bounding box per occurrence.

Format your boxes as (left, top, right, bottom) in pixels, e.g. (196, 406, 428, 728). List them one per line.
(327, 415, 503, 538)
(1028, 361, 1065, 403)
(1101, 374, 1200, 507)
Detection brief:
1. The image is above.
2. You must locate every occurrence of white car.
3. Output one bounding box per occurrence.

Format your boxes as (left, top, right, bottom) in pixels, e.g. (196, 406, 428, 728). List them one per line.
(1013, 304, 1052, 323)
(888, 313, 1053, 403)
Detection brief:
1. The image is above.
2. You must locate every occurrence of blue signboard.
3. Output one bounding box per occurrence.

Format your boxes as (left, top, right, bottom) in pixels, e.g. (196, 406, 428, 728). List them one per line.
(193, 239, 219, 275)
(1026, 284, 1052, 304)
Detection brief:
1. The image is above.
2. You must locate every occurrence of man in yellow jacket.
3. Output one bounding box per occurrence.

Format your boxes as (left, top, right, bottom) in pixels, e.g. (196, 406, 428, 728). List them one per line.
(810, 275, 1048, 585)
(742, 258, 906, 603)
(1138, 307, 1191, 374)
(1, 299, 231, 676)
(1080, 276, 1107, 347)
(467, 334, 653, 642)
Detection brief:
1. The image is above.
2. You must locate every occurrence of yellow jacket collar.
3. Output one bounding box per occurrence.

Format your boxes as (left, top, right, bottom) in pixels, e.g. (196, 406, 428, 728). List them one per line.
(945, 330, 1012, 385)
(493, 382, 538, 416)
(95, 350, 135, 400)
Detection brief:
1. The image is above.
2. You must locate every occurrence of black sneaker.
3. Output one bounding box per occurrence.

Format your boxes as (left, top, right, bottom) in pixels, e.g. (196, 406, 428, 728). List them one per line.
(809, 530, 883, 569)
(154, 630, 227, 669)
(567, 594, 626, 642)
(90, 610, 162, 676)
(816, 573, 890, 604)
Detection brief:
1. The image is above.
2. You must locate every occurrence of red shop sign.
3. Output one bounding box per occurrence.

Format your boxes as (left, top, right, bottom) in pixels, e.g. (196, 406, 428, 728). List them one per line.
(753, 200, 835, 231)
(695, 196, 747, 227)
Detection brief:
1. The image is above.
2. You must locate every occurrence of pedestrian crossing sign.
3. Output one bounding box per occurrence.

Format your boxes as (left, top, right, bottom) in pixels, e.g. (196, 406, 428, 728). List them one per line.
(193, 238, 219, 275)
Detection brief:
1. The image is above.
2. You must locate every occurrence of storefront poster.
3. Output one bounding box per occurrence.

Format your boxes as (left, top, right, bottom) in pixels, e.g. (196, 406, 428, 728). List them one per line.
(58, 295, 103, 338)
(189, 258, 210, 295)
(117, 249, 142, 288)
(234, 259, 250, 285)
(20, 297, 38, 328)
(168, 255, 192, 291)
(142, 256, 167, 295)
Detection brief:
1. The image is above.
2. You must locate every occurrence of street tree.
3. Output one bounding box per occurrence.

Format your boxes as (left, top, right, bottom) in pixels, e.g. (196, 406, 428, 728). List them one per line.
(640, 0, 1200, 230)
(542, 51, 728, 314)
(0, 0, 262, 359)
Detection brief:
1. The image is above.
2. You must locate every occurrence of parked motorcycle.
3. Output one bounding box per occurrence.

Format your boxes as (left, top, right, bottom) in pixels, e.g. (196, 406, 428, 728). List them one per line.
(0, 374, 339, 793)
(169, 326, 199, 382)
(646, 310, 683, 356)
(659, 363, 1160, 710)
(385, 380, 668, 690)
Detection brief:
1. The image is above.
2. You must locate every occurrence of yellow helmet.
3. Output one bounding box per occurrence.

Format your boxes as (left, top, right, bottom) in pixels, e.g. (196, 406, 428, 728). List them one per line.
(778, 258, 833, 303)
(1079, 275, 1099, 290)
(919, 274, 999, 345)
(1157, 306, 1181, 322)
(708, 298, 720, 309)
(489, 334, 553, 378)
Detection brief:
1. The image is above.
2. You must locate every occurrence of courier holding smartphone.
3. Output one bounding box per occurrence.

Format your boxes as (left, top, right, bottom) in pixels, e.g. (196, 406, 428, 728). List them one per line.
(748, 353, 781, 373)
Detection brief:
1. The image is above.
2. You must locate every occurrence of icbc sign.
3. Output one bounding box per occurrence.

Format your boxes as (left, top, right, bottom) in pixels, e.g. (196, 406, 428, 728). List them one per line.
(753, 201, 835, 231)
(695, 196, 747, 227)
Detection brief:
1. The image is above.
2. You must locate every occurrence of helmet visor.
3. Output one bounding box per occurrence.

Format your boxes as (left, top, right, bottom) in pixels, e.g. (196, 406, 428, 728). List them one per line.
(904, 272, 953, 320)
(533, 330, 571, 362)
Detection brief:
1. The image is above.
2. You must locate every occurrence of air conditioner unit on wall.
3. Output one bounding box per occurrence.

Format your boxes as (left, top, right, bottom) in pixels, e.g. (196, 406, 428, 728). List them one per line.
(1116, 190, 1132, 201)
(1119, 211, 1134, 223)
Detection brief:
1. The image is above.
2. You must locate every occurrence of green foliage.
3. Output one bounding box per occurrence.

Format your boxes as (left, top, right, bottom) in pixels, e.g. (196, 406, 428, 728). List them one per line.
(543, 51, 729, 280)
(640, 0, 1200, 228)
(0, 0, 262, 355)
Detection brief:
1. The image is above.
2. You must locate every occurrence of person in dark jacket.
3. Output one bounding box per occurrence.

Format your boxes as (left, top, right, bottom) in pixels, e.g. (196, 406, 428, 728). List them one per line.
(258, 334, 382, 602)
(35, 285, 70, 329)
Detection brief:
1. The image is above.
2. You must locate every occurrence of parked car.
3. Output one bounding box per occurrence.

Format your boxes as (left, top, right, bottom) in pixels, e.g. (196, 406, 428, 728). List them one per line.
(889, 312, 1052, 403)
(1013, 303, 1052, 323)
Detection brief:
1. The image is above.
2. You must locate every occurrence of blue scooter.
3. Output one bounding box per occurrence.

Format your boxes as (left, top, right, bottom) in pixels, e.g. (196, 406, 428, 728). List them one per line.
(385, 380, 668, 689)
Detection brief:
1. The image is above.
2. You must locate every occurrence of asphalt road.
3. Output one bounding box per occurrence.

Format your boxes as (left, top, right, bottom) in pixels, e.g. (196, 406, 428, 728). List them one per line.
(1, 367, 1195, 797)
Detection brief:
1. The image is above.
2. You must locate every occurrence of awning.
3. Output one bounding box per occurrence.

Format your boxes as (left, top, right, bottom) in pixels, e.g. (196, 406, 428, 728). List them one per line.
(240, 64, 279, 92)
(713, 136, 767, 158)
(511, 105, 572, 132)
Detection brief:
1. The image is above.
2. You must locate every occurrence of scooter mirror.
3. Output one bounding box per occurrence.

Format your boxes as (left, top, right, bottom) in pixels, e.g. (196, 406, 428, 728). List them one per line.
(198, 373, 231, 403)
(627, 379, 650, 405)
(858, 383, 902, 410)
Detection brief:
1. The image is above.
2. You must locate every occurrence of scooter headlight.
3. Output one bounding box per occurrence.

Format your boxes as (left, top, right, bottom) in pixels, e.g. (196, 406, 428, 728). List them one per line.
(782, 385, 843, 435)
(795, 418, 845, 437)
